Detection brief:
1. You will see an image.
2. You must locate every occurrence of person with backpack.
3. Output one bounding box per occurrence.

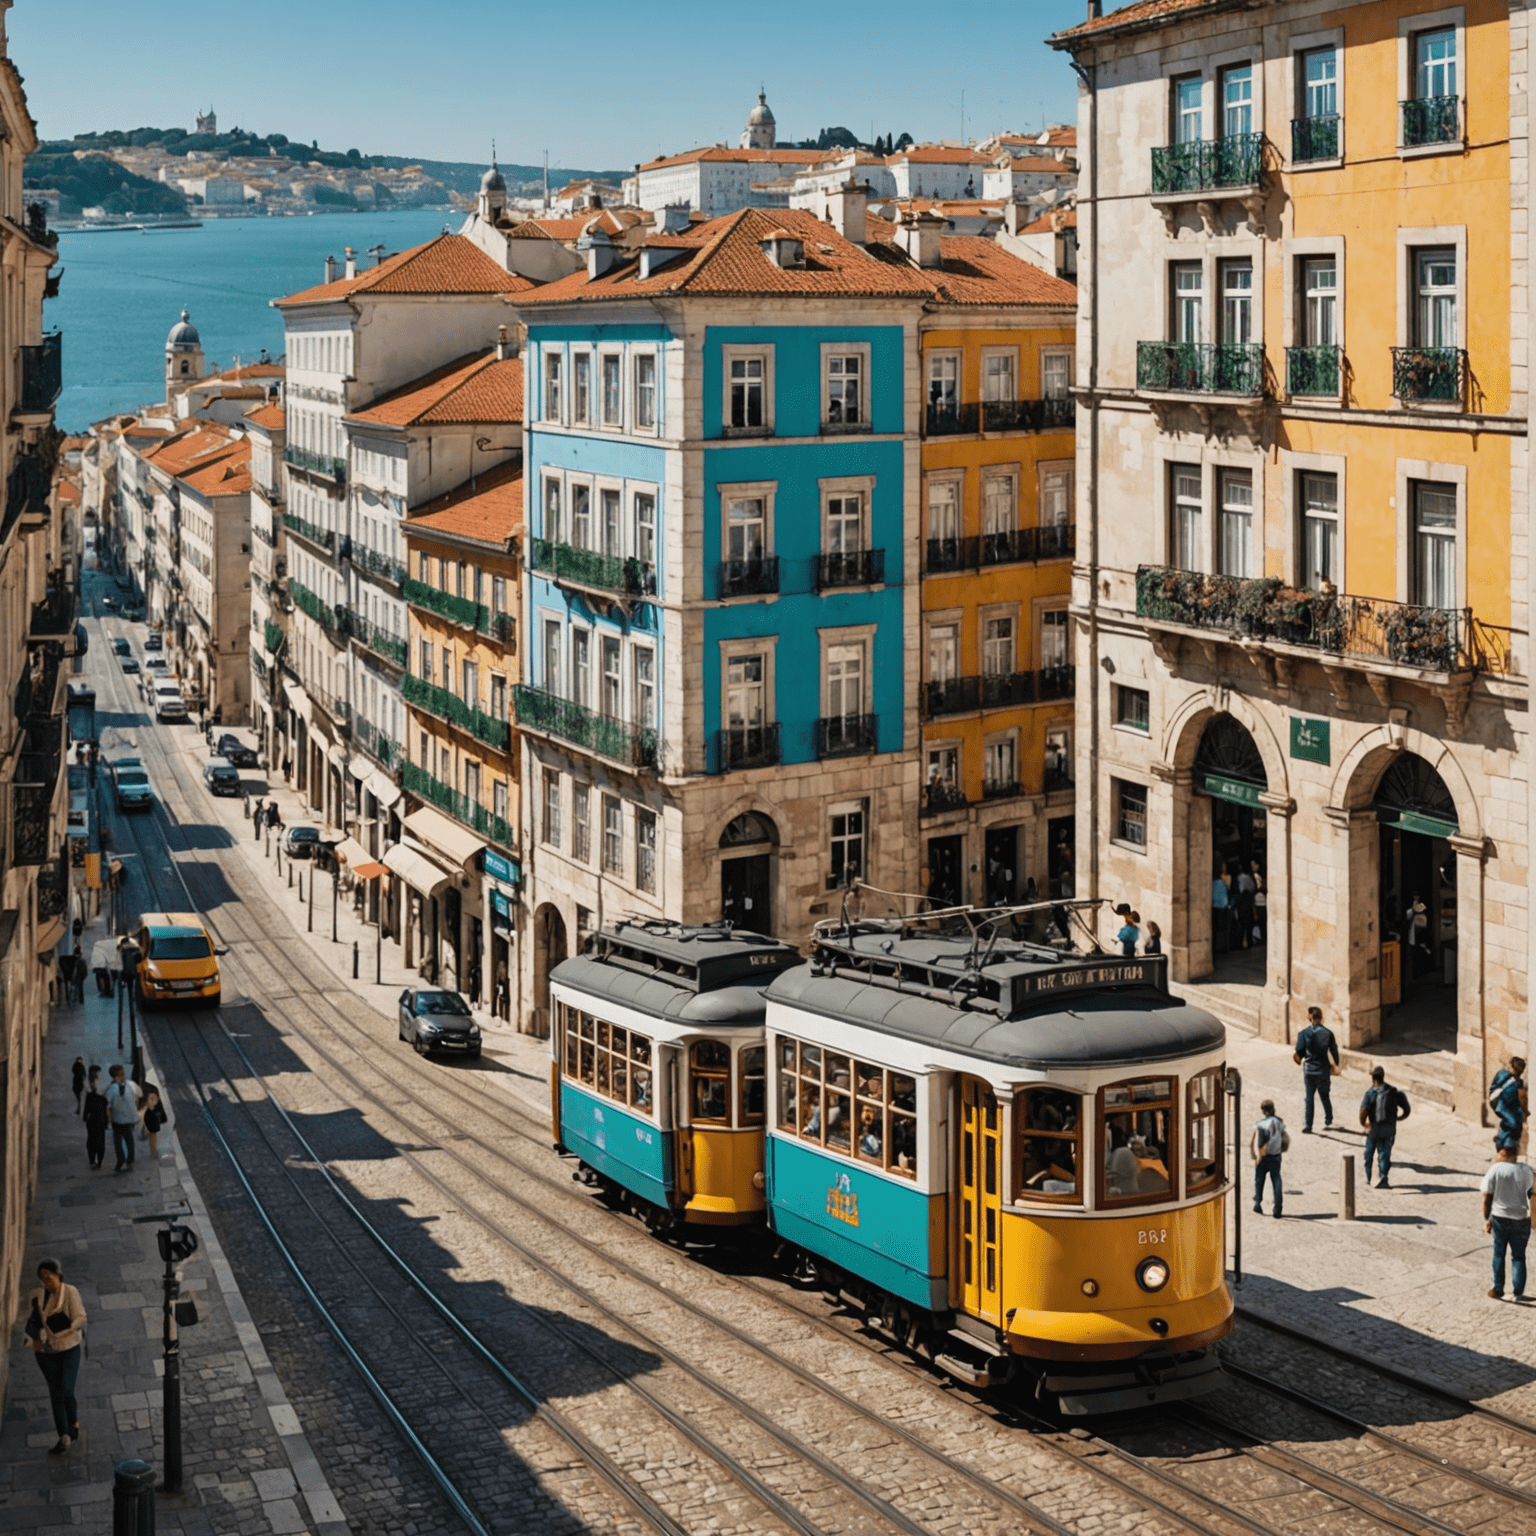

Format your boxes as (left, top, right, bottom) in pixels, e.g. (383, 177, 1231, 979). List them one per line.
(1490, 1057, 1528, 1153)
(1294, 1005, 1340, 1132)
(1483, 1138, 1536, 1301)
(1250, 1097, 1288, 1218)
(1359, 1066, 1412, 1188)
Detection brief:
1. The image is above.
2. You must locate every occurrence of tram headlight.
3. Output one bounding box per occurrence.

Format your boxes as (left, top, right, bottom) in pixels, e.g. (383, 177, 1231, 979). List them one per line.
(1080, 1279, 1099, 1298)
(1136, 1256, 1170, 1292)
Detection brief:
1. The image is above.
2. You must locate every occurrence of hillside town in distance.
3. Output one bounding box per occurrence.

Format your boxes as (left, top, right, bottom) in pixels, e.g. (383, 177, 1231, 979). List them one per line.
(6, 1, 1536, 1534)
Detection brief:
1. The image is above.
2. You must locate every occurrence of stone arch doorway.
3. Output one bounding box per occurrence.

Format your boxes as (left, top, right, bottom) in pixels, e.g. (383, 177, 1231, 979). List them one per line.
(720, 812, 777, 935)
(532, 903, 567, 1038)
(1191, 714, 1269, 980)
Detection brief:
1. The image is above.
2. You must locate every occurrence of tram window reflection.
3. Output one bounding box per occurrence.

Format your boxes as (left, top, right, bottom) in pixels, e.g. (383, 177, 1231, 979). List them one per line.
(1016, 1087, 1082, 1202)
(691, 1040, 731, 1123)
(1099, 1078, 1174, 1205)
(741, 1046, 766, 1124)
(561, 1002, 654, 1115)
(1186, 1067, 1222, 1194)
(775, 1038, 919, 1178)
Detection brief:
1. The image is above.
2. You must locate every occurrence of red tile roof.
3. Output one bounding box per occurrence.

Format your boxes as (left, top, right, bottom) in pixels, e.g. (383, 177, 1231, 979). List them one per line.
(1053, 0, 1240, 44)
(244, 402, 286, 430)
(349, 352, 523, 428)
(144, 423, 243, 477)
(402, 459, 522, 548)
(888, 146, 989, 165)
(637, 146, 824, 172)
(275, 234, 534, 307)
(1019, 209, 1079, 235)
(922, 237, 1079, 308)
(181, 439, 252, 499)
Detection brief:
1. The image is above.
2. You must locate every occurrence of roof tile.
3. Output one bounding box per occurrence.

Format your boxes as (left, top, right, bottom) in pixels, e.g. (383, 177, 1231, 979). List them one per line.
(275, 233, 533, 307)
(349, 352, 522, 428)
(402, 459, 522, 547)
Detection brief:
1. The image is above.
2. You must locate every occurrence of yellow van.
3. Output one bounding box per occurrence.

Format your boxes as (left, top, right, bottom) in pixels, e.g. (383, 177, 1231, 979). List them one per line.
(134, 912, 221, 1008)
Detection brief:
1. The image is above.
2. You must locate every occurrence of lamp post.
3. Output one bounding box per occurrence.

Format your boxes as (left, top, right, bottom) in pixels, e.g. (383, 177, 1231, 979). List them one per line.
(333, 850, 347, 942)
(132, 1210, 199, 1493)
(120, 940, 143, 1087)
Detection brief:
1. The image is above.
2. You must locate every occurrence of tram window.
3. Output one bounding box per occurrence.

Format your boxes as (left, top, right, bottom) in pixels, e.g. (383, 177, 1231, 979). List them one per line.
(777, 1040, 919, 1178)
(611, 1028, 628, 1103)
(777, 1039, 799, 1128)
(1099, 1078, 1175, 1206)
(563, 1005, 579, 1076)
(741, 1046, 766, 1124)
(856, 1062, 883, 1164)
(1015, 1087, 1081, 1203)
(565, 1006, 653, 1114)
(825, 1052, 852, 1150)
(631, 1034, 653, 1110)
(890, 1074, 917, 1178)
(691, 1040, 731, 1123)
(1186, 1068, 1223, 1194)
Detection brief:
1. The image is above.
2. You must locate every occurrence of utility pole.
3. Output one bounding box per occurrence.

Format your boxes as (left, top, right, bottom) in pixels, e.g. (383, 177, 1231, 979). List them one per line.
(133, 1210, 199, 1493)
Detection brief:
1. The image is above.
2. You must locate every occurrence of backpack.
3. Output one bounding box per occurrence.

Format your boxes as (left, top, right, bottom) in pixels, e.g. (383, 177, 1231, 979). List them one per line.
(1371, 1085, 1408, 1125)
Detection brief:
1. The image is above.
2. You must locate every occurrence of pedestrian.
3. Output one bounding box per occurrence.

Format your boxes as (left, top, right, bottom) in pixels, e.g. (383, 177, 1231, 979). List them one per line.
(1359, 1066, 1412, 1188)
(1211, 868, 1231, 955)
(82, 1069, 108, 1169)
(1250, 1096, 1287, 1218)
(253, 798, 264, 840)
(1293, 1004, 1340, 1132)
(70, 951, 88, 1005)
(105, 1064, 139, 1172)
(70, 1056, 85, 1115)
(1483, 1138, 1535, 1301)
(267, 800, 282, 833)
(1490, 1057, 1528, 1152)
(494, 959, 509, 1022)
(1408, 890, 1431, 972)
(1251, 861, 1268, 945)
(139, 1085, 168, 1158)
(23, 1258, 87, 1456)
(1117, 909, 1141, 958)
(1235, 864, 1257, 949)
(1144, 919, 1163, 957)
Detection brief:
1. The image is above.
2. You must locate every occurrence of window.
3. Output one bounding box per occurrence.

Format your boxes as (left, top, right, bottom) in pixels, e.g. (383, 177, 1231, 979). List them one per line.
(602, 795, 623, 873)
(493, 779, 508, 822)
(461, 658, 478, 708)
(984, 736, 1016, 791)
(600, 637, 621, 718)
(1042, 352, 1072, 400)
(1173, 263, 1203, 344)
(561, 1004, 653, 1114)
(544, 479, 562, 544)
(928, 622, 959, 686)
(1041, 608, 1069, 670)
(572, 352, 591, 425)
(1218, 469, 1253, 578)
(463, 760, 480, 806)
(1175, 75, 1203, 143)
(599, 489, 621, 557)
(1415, 249, 1457, 348)
(543, 770, 561, 847)
(776, 1040, 917, 1177)
(542, 620, 561, 695)
(741, 1046, 766, 1125)
(982, 352, 1015, 402)
(418, 637, 433, 683)
(982, 474, 1015, 538)
(727, 654, 765, 726)
(828, 800, 866, 889)
(690, 1041, 730, 1122)
(492, 575, 507, 614)
(1041, 466, 1073, 529)
(1415, 27, 1456, 100)
(1301, 472, 1339, 590)
(1302, 46, 1337, 120)
(727, 496, 766, 564)
(1171, 466, 1202, 571)
(928, 352, 959, 411)
(1114, 779, 1148, 848)
(825, 643, 864, 719)
(1044, 727, 1071, 789)
(729, 354, 766, 430)
(636, 808, 657, 894)
(571, 630, 591, 707)
(601, 354, 622, 426)
(571, 484, 592, 549)
(927, 744, 959, 790)
(1187, 1068, 1223, 1195)
(825, 352, 863, 425)
(1100, 1078, 1175, 1206)
(418, 549, 431, 582)
(572, 783, 591, 862)
(633, 648, 656, 729)
(1016, 1087, 1081, 1203)
(1117, 686, 1151, 732)
(441, 647, 453, 696)
(544, 351, 563, 421)
(1222, 64, 1253, 138)
(634, 354, 656, 430)
(635, 493, 657, 573)
(1303, 258, 1336, 346)
(982, 615, 1015, 677)
(826, 493, 864, 554)
(1221, 260, 1253, 345)
(1413, 482, 1457, 608)
(928, 479, 960, 551)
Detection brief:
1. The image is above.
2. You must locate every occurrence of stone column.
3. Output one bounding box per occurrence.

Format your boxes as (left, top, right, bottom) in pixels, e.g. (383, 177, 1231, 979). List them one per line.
(1325, 804, 1380, 1049)
(1257, 790, 1295, 1042)
(1448, 832, 1490, 1117)
(1155, 764, 1205, 981)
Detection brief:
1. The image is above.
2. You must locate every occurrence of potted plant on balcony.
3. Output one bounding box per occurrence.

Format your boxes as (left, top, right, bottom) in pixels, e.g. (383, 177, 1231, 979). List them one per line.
(1233, 576, 1281, 636)
(1380, 603, 1457, 671)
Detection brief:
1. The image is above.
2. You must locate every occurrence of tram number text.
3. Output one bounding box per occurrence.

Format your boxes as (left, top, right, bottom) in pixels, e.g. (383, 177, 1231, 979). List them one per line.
(1137, 1229, 1169, 1246)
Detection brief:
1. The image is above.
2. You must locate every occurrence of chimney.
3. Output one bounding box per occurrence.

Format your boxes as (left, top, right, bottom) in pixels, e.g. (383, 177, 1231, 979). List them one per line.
(496, 324, 519, 361)
(344, 247, 357, 280)
(896, 210, 945, 269)
(323, 254, 338, 283)
(578, 226, 619, 280)
(826, 179, 870, 246)
(659, 202, 690, 235)
(1087, 0, 1102, 16)
(1003, 201, 1025, 236)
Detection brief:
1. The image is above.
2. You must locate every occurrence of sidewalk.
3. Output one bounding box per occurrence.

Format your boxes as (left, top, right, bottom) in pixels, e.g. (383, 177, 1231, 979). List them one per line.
(1, 917, 347, 1534)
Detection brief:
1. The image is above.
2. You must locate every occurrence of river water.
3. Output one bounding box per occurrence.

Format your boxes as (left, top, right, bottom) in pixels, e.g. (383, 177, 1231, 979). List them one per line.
(51, 209, 459, 432)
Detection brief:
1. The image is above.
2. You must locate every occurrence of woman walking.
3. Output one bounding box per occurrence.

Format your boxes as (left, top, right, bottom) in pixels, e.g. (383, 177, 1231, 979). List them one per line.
(70, 1057, 85, 1115)
(82, 1068, 108, 1169)
(140, 1085, 169, 1158)
(24, 1259, 87, 1455)
(1490, 1057, 1528, 1152)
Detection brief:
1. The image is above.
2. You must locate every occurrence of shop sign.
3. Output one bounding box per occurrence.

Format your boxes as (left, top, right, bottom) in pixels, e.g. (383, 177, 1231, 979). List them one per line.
(1382, 809, 1458, 840)
(492, 890, 512, 920)
(1195, 771, 1264, 808)
(482, 849, 520, 886)
(1290, 716, 1330, 765)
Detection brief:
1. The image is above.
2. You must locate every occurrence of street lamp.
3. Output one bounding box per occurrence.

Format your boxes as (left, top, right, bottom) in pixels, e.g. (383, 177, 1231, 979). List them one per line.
(132, 1210, 199, 1493)
(119, 940, 144, 1086)
(333, 849, 347, 942)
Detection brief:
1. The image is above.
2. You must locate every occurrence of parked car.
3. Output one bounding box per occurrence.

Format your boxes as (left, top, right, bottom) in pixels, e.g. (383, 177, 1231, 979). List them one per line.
(112, 637, 131, 656)
(100, 594, 118, 611)
(144, 631, 163, 652)
(281, 825, 324, 859)
(110, 758, 153, 814)
(123, 604, 145, 622)
(155, 684, 188, 723)
(397, 989, 481, 1058)
(202, 759, 241, 796)
(120, 656, 140, 675)
(214, 734, 258, 768)
(144, 656, 169, 677)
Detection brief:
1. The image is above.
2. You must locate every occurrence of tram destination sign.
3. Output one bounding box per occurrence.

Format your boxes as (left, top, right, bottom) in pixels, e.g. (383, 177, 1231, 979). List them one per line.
(1009, 955, 1167, 1008)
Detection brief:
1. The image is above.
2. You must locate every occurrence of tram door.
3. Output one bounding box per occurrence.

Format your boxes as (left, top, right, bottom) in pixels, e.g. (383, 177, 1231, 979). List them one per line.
(958, 1076, 1002, 1324)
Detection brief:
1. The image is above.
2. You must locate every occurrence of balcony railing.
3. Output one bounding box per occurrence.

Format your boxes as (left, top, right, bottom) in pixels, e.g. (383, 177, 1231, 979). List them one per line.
(18, 333, 62, 415)
(1150, 131, 1265, 194)
(921, 779, 967, 816)
(531, 539, 654, 599)
(816, 712, 878, 759)
(37, 857, 68, 921)
(263, 619, 286, 656)
(2, 450, 49, 546)
(717, 723, 781, 771)
(284, 445, 346, 485)
(513, 683, 660, 771)
(30, 583, 74, 639)
(401, 674, 511, 750)
(289, 580, 336, 631)
(404, 575, 482, 630)
(981, 397, 1076, 433)
(926, 401, 980, 436)
(351, 715, 399, 769)
(983, 777, 1023, 801)
(1286, 345, 1342, 397)
(283, 512, 335, 552)
(1291, 114, 1341, 163)
(402, 763, 516, 850)
(355, 547, 407, 584)
(1134, 565, 1507, 675)
(1392, 347, 1465, 405)
(816, 549, 885, 590)
(1044, 765, 1075, 794)
(14, 744, 63, 865)
(1136, 341, 1266, 397)
(720, 556, 780, 598)
(923, 525, 1074, 572)
(355, 615, 407, 667)
(1401, 95, 1459, 148)
(925, 666, 1076, 718)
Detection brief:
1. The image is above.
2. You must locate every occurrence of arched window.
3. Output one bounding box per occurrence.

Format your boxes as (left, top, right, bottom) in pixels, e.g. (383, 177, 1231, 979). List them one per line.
(719, 812, 777, 848)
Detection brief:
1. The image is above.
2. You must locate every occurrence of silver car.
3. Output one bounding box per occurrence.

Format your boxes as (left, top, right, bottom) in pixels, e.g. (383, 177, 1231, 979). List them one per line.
(397, 989, 481, 1058)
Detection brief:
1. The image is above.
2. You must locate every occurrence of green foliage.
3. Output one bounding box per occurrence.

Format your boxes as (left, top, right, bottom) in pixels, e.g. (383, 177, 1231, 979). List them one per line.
(23, 151, 187, 217)
(312, 185, 357, 207)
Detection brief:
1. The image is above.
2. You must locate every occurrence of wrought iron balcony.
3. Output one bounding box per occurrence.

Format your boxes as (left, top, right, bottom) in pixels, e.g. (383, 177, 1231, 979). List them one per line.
(921, 779, 968, 817)
(284, 445, 346, 484)
(1135, 565, 1503, 675)
(816, 712, 878, 759)
(1286, 345, 1342, 397)
(354, 615, 406, 667)
(513, 683, 660, 772)
(289, 580, 336, 632)
(263, 619, 286, 656)
(351, 715, 399, 769)
(282, 512, 334, 552)
(355, 546, 407, 584)
(1037, 665, 1075, 701)
(531, 538, 653, 599)
(720, 556, 780, 598)
(925, 666, 1074, 718)
(401, 674, 511, 750)
(925, 675, 979, 716)
(403, 576, 483, 630)
(2, 449, 49, 546)
(1044, 765, 1075, 794)
(483, 611, 515, 644)
(1291, 115, 1341, 163)
(927, 529, 1077, 575)
(981, 397, 1076, 433)
(337, 535, 354, 562)
(13, 746, 63, 865)
(1392, 347, 1465, 405)
(1150, 131, 1265, 194)
(29, 582, 74, 640)
(925, 401, 979, 436)
(18, 333, 62, 416)
(717, 723, 781, 771)
(37, 857, 68, 921)
(983, 778, 1023, 802)
(401, 764, 516, 850)
(1401, 96, 1459, 148)
(1136, 341, 1266, 397)
(816, 548, 885, 589)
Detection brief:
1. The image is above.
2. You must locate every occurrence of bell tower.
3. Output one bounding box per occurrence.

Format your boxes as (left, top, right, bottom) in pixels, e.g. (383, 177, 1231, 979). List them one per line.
(165, 308, 205, 399)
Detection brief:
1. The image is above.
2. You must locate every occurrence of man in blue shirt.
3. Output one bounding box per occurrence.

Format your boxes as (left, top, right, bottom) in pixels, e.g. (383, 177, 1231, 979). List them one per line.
(1359, 1066, 1410, 1188)
(1293, 1005, 1339, 1132)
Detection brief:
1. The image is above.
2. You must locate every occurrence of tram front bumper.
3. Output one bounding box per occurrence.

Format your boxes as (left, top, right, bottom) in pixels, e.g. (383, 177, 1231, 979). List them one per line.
(1047, 1350, 1225, 1416)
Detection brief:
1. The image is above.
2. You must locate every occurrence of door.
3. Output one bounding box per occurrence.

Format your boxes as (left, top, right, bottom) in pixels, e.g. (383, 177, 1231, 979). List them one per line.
(722, 853, 771, 934)
(927, 835, 963, 909)
(958, 1076, 1002, 1324)
(985, 826, 1017, 907)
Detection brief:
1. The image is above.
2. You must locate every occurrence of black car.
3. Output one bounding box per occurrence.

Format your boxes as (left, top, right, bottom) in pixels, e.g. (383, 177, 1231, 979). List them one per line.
(398, 989, 481, 1057)
(112, 637, 131, 656)
(214, 734, 258, 768)
(202, 760, 242, 796)
(144, 631, 162, 652)
(120, 656, 140, 674)
(281, 825, 322, 859)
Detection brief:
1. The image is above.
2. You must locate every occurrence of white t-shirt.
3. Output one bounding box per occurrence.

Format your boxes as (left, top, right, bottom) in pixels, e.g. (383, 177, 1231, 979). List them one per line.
(1483, 1159, 1535, 1221)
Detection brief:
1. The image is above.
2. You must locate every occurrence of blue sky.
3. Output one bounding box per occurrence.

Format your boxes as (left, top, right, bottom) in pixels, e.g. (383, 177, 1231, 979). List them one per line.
(11, 0, 1088, 171)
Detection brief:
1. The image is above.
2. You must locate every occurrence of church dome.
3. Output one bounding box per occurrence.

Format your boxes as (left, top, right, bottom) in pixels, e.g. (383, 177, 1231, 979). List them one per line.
(481, 156, 507, 194)
(747, 90, 775, 127)
(166, 308, 200, 348)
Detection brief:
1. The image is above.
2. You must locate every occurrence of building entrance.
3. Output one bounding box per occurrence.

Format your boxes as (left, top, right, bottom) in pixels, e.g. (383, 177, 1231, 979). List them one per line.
(927, 835, 964, 909)
(720, 813, 777, 934)
(1193, 715, 1268, 980)
(984, 826, 1018, 907)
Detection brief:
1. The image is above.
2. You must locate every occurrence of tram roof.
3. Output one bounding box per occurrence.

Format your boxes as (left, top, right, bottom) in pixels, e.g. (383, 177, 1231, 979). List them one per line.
(551, 956, 778, 1029)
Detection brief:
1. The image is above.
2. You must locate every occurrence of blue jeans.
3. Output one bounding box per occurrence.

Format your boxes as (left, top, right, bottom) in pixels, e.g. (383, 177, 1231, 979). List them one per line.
(1253, 1154, 1282, 1215)
(1304, 1074, 1333, 1130)
(112, 1122, 135, 1169)
(1364, 1129, 1395, 1183)
(35, 1345, 81, 1438)
(1493, 1217, 1531, 1298)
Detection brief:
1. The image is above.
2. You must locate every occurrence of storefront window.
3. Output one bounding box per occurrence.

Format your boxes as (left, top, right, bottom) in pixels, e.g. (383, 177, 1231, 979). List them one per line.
(1015, 1087, 1082, 1202)
(1099, 1078, 1175, 1205)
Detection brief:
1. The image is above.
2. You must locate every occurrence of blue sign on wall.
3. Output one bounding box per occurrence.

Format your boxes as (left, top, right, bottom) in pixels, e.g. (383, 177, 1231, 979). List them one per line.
(482, 849, 520, 886)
